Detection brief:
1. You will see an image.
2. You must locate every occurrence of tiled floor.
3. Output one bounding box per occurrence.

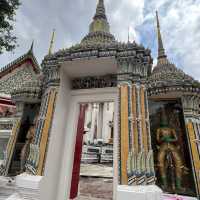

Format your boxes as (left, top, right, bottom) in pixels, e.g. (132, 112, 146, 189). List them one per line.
(77, 177, 113, 200)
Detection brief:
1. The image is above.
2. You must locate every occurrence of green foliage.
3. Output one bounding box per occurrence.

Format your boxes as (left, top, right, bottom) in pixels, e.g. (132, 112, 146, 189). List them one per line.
(0, 0, 20, 54)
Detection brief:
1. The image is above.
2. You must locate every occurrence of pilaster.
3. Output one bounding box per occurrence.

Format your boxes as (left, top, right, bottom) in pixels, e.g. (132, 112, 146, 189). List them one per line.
(181, 95, 200, 198)
(117, 55, 156, 188)
(26, 61, 61, 175)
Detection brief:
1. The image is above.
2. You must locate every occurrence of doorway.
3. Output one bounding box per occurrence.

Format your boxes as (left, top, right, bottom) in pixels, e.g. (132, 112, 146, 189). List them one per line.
(8, 103, 40, 175)
(70, 102, 114, 200)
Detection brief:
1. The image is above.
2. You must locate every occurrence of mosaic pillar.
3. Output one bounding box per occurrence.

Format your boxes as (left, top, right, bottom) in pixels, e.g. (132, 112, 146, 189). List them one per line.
(26, 64, 60, 175)
(119, 82, 155, 186)
(36, 88, 57, 175)
(182, 95, 200, 198)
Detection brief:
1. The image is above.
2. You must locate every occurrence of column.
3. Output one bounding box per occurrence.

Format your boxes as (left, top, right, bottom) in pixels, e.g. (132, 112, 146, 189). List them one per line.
(117, 82, 161, 200)
(83, 104, 92, 144)
(119, 83, 129, 185)
(97, 102, 103, 140)
(119, 83, 155, 186)
(182, 95, 200, 198)
(26, 64, 60, 176)
(102, 102, 114, 143)
(88, 103, 98, 144)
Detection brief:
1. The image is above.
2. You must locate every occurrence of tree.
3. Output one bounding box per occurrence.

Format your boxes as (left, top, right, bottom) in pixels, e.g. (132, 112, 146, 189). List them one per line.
(0, 0, 20, 54)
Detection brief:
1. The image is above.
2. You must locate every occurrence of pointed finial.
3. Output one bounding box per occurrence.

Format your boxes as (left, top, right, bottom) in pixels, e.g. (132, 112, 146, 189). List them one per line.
(94, 0, 107, 20)
(156, 11, 167, 61)
(128, 26, 130, 43)
(28, 40, 34, 53)
(48, 29, 56, 55)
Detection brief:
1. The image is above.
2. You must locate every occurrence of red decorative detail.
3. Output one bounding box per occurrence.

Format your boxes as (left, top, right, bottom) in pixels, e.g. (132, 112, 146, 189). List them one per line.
(0, 96, 16, 116)
(0, 98, 15, 106)
(69, 104, 87, 199)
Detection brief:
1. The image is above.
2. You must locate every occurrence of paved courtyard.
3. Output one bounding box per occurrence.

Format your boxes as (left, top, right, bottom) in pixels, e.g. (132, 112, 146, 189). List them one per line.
(77, 176, 113, 200)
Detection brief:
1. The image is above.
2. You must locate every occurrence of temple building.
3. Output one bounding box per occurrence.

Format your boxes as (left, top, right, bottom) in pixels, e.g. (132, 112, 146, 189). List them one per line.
(0, 1, 199, 200)
(0, 44, 41, 176)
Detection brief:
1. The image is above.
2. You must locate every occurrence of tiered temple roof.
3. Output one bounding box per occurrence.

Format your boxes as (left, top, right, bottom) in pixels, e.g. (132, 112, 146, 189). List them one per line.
(81, 0, 116, 45)
(0, 43, 41, 95)
(0, 42, 40, 78)
(148, 11, 200, 94)
(42, 0, 152, 80)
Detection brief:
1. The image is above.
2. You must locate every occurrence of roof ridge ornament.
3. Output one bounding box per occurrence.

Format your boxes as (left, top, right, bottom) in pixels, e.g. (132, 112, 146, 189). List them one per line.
(128, 26, 130, 43)
(48, 29, 56, 55)
(28, 40, 34, 54)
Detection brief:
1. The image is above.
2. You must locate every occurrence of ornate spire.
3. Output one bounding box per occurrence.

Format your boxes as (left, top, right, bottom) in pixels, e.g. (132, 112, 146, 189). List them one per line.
(151, 11, 195, 84)
(48, 29, 55, 55)
(81, 0, 115, 45)
(93, 0, 107, 20)
(89, 0, 110, 34)
(156, 11, 167, 62)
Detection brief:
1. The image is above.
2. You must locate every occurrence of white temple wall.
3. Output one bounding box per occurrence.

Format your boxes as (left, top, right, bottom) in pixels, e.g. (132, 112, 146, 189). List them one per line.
(40, 66, 71, 200)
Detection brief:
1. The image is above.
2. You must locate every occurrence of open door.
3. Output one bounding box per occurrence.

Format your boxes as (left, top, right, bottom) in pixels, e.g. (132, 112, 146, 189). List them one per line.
(70, 102, 114, 200)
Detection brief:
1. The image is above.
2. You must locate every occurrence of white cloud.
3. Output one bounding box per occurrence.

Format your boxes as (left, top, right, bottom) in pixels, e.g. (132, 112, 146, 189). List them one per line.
(15, 11, 40, 41)
(107, 0, 144, 43)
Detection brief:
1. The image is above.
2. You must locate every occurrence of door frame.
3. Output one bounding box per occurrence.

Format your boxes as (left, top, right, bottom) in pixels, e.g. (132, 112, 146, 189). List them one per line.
(56, 87, 119, 200)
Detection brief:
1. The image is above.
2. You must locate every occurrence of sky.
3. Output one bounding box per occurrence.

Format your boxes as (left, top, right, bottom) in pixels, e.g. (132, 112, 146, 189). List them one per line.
(0, 0, 200, 80)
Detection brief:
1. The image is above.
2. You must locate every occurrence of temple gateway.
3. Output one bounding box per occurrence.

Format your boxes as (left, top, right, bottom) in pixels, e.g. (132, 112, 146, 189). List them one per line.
(0, 1, 199, 200)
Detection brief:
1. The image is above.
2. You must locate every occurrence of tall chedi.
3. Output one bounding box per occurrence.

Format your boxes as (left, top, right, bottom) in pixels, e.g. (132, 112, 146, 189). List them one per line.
(156, 11, 168, 64)
(148, 12, 200, 197)
(152, 11, 194, 79)
(81, 0, 115, 45)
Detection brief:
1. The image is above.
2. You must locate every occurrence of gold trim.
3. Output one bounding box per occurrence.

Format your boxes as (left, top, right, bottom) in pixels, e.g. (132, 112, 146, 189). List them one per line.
(37, 90, 57, 175)
(187, 122, 200, 192)
(5, 119, 21, 175)
(132, 85, 138, 154)
(140, 86, 148, 153)
(120, 85, 129, 184)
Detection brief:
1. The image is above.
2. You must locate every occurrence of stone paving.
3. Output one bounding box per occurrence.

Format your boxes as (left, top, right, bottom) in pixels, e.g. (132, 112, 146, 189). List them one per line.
(80, 163, 113, 178)
(77, 177, 113, 200)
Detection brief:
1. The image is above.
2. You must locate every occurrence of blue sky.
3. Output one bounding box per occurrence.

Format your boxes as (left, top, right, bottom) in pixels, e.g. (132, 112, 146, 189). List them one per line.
(0, 0, 200, 80)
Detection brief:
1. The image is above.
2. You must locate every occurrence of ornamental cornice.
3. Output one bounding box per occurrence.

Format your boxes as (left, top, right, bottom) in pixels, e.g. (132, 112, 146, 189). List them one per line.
(43, 41, 151, 63)
(72, 74, 117, 90)
(147, 84, 200, 97)
(40, 41, 153, 87)
(81, 31, 116, 45)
